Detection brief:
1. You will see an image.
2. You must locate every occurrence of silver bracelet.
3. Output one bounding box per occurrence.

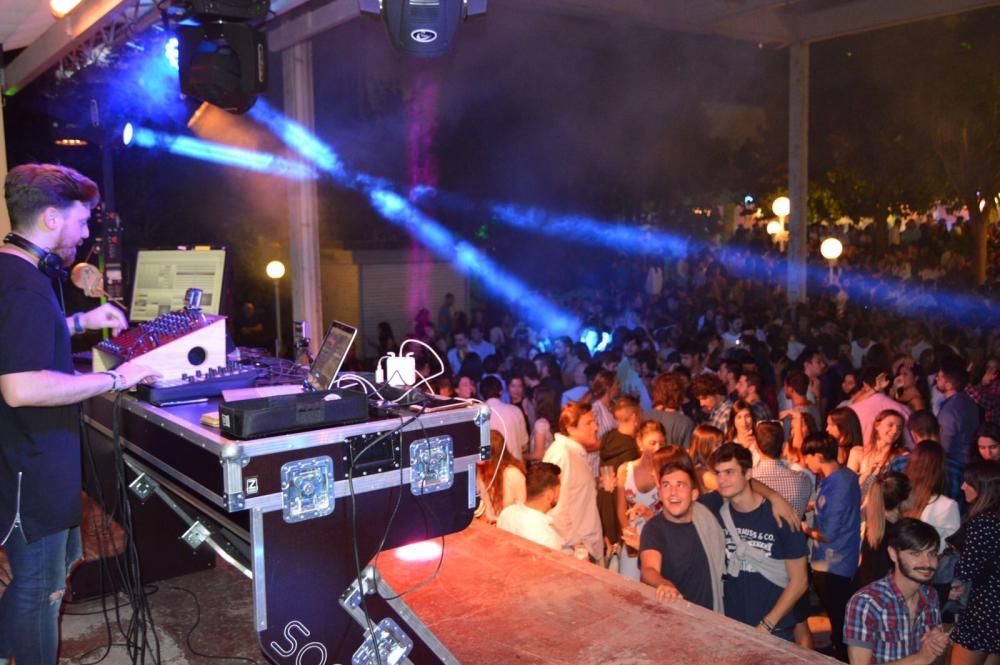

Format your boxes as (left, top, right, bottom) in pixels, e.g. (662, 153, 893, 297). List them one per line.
(102, 370, 125, 392)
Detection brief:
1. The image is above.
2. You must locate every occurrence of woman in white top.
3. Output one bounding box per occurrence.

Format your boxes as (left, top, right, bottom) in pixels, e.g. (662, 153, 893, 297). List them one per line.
(902, 440, 961, 552)
(476, 430, 527, 524)
(615, 420, 666, 580)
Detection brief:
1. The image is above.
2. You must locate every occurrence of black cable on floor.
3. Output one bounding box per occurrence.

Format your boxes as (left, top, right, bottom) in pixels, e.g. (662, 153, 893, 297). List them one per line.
(166, 585, 259, 664)
(110, 394, 162, 665)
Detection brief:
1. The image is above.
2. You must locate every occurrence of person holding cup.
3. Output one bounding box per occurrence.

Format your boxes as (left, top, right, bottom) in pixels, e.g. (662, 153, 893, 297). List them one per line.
(615, 419, 667, 579)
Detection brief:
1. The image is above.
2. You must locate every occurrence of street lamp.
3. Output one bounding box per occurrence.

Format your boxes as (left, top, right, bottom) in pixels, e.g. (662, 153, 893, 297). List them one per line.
(768, 195, 791, 253)
(771, 196, 790, 218)
(820, 237, 843, 284)
(266, 260, 285, 358)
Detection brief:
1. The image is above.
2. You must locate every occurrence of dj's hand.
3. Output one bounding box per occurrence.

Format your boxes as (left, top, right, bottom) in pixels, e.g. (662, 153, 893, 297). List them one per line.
(82, 303, 129, 335)
(115, 362, 161, 389)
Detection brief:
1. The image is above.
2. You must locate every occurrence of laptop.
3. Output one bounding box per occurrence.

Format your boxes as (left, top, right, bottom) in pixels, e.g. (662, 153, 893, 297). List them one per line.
(305, 320, 358, 391)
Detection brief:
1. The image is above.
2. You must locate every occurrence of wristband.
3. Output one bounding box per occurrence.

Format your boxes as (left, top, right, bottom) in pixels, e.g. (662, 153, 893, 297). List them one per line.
(759, 618, 776, 633)
(102, 370, 125, 392)
(73, 312, 85, 335)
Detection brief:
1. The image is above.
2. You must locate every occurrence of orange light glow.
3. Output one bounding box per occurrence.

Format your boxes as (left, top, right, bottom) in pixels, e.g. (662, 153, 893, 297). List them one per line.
(50, 0, 83, 18)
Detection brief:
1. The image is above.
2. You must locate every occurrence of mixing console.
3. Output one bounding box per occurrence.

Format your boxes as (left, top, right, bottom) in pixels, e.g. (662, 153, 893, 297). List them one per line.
(95, 311, 223, 362)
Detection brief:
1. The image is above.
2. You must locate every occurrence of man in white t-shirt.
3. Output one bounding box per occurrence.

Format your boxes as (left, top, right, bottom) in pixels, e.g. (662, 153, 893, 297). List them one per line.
(849, 326, 874, 369)
(467, 325, 495, 361)
(497, 462, 569, 553)
(543, 402, 604, 562)
(481, 376, 528, 461)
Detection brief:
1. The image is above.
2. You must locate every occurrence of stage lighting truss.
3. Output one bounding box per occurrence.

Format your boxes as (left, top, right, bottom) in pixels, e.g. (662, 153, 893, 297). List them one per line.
(52, 0, 160, 82)
(360, 0, 486, 58)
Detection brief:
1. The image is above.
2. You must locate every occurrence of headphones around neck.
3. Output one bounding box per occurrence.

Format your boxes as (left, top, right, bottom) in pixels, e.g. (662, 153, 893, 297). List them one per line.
(4, 233, 68, 281)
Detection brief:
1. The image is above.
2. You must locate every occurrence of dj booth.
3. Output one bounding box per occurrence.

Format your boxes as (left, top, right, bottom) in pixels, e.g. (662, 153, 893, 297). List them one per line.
(78, 390, 835, 665)
(80, 390, 490, 665)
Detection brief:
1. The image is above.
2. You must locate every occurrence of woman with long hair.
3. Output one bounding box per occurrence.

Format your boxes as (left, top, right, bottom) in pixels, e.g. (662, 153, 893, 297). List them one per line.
(583, 370, 620, 441)
(853, 471, 911, 590)
(782, 409, 818, 469)
(525, 386, 560, 461)
(507, 375, 535, 434)
(949, 461, 1000, 665)
(615, 420, 667, 580)
(903, 440, 961, 550)
(726, 399, 758, 457)
(475, 430, 527, 524)
(892, 354, 929, 413)
(848, 409, 907, 496)
(826, 406, 864, 466)
(688, 424, 724, 491)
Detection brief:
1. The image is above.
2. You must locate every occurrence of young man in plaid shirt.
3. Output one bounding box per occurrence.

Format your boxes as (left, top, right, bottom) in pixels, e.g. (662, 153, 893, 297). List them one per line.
(844, 518, 950, 665)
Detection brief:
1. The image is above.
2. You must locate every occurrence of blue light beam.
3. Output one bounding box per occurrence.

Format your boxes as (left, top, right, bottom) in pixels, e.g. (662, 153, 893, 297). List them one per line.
(245, 105, 582, 334)
(490, 202, 690, 258)
(129, 126, 318, 180)
(420, 185, 1000, 326)
(248, 99, 348, 180)
(369, 189, 582, 335)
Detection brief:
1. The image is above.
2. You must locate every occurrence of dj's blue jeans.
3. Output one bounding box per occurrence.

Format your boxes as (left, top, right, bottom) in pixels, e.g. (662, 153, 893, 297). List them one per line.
(0, 525, 81, 665)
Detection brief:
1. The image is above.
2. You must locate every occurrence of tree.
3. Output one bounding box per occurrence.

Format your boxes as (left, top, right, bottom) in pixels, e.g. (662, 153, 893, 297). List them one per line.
(811, 10, 1000, 283)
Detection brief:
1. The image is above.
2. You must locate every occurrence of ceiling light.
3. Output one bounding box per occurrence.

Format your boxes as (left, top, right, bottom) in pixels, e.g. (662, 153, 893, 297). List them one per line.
(50, 0, 83, 18)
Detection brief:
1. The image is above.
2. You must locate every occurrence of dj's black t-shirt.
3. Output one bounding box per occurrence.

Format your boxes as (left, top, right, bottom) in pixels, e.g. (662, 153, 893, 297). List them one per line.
(0, 253, 82, 543)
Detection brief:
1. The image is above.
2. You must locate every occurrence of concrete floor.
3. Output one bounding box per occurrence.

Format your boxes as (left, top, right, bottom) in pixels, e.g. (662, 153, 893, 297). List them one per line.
(1, 557, 261, 665)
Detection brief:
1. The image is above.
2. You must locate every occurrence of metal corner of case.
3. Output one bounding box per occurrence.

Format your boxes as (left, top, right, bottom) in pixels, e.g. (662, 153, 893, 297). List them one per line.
(220, 441, 243, 460)
(474, 404, 491, 427)
(226, 493, 246, 511)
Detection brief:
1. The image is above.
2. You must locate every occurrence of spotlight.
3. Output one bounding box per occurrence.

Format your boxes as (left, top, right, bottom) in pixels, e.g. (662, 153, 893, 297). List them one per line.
(165, 37, 180, 71)
(176, 0, 270, 113)
(122, 122, 134, 146)
(360, 0, 486, 58)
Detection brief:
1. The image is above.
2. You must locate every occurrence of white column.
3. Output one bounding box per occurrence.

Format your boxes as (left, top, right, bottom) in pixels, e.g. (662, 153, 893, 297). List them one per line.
(0, 101, 10, 237)
(282, 41, 323, 355)
(787, 41, 809, 304)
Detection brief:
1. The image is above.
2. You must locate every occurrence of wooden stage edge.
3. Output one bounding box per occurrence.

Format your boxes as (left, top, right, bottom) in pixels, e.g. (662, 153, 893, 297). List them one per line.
(377, 521, 836, 665)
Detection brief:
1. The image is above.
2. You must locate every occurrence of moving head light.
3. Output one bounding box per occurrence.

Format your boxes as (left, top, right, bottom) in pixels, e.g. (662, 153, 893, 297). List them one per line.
(360, 0, 486, 58)
(176, 0, 269, 114)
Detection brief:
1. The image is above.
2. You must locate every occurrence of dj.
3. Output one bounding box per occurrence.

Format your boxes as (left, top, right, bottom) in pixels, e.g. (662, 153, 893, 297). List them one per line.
(0, 164, 157, 664)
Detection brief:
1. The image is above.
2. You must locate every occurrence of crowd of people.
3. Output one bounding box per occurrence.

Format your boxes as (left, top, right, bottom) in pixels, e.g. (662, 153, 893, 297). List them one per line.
(401, 244, 1000, 665)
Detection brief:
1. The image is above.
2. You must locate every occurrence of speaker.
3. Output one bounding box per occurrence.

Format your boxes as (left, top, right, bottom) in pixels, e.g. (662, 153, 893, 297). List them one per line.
(4, 233, 68, 281)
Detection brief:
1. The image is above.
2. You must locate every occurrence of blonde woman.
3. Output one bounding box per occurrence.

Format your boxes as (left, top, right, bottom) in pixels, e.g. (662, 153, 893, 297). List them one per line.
(616, 420, 667, 580)
(847, 409, 907, 497)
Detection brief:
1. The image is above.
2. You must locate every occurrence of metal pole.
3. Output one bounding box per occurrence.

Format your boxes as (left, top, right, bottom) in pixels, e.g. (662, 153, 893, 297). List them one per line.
(283, 42, 323, 359)
(274, 279, 283, 358)
(787, 41, 810, 304)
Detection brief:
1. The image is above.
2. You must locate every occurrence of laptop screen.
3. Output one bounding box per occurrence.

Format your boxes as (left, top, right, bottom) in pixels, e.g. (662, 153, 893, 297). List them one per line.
(306, 321, 358, 391)
(129, 247, 227, 321)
